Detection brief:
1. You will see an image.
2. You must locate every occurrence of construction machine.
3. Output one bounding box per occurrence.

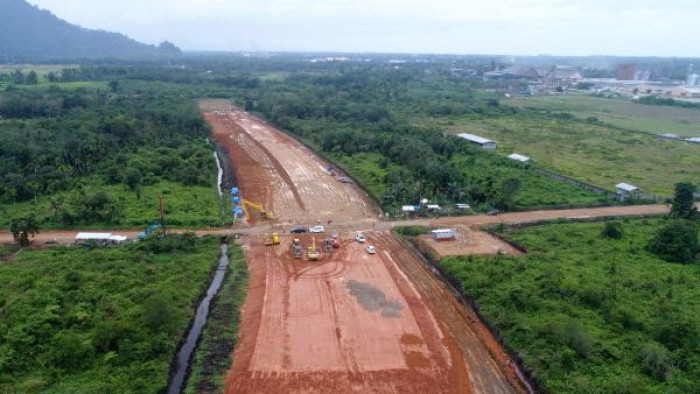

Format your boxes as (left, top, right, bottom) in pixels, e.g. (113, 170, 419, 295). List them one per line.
(292, 238, 303, 259)
(264, 233, 280, 246)
(307, 237, 320, 261)
(241, 199, 274, 221)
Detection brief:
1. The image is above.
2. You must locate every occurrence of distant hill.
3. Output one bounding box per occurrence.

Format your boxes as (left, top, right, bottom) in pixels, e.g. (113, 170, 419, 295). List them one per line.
(0, 0, 182, 61)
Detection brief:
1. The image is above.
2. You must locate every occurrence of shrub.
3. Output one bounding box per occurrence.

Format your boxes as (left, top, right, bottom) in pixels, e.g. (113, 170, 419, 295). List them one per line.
(640, 342, 674, 381)
(647, 220, 699, 263)
(601, 221, 624, 239)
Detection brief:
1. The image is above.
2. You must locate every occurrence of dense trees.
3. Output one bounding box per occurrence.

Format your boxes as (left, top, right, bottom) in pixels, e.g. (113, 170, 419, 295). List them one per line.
(9, 215, 39, 246)
(670, 182, 698, 220)
(0, 84, 212, 207)
(0, 236, 224, 393)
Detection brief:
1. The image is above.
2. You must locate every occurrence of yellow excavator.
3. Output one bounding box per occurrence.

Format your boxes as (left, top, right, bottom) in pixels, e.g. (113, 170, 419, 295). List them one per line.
(307, 237, 320, 261)
(264, 233, 280, 246)
(241, 199, 274, 220)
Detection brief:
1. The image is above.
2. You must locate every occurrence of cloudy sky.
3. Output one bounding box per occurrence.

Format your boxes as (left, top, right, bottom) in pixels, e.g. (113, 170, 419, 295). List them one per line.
(27, 0, 700, 56)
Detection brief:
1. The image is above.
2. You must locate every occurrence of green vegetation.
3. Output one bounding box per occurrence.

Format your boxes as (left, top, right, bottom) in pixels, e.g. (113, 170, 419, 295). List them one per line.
(445, 113, 700, 196)
(0, 75, 224, 228)
(0, 234, 231, 393)
(508, 95, 700, 137)
(234, 67, 605, 212)
(185, 244, 248, 393)
(440, 219, 700, 393)
(647, 220, 699, 264)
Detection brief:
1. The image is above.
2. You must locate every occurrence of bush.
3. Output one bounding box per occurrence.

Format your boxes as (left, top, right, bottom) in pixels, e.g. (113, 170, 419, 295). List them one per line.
(647, 220, 699, 263)
(601, 221, 624, 239)
(640, 342, 674, 381)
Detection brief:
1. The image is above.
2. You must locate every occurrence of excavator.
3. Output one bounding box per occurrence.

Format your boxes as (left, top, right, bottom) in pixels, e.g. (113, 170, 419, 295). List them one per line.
(241, 199, 274, 221)
(307, 237, 320, 261)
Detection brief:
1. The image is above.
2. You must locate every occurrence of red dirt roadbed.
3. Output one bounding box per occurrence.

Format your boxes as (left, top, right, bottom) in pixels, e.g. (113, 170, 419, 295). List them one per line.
(225, 232, 524, 393)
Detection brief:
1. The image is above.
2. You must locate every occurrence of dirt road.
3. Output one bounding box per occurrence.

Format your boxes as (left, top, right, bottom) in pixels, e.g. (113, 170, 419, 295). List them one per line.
(0, 203, 679, 247)
(205, 110, 377, 225)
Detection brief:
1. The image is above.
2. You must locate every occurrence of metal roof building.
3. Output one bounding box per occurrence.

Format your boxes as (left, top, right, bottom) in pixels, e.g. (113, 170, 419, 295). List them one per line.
(615, 183, 639, 193)
(457, 133, 497, 149)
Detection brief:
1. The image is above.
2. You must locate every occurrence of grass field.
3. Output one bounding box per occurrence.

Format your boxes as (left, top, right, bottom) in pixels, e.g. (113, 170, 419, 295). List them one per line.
(508, 95, 700, 138)
(445, 115, 700, 196)
(0, 235, 227, 393)
(0, 180, 227, 230)
(440, 219, 700, 394)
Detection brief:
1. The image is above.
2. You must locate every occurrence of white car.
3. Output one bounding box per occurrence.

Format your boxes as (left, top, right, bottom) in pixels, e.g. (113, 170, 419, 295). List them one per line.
(309, 225, 325, 233)
(356, 233, 366, 243)
(365, 245, 376, 254)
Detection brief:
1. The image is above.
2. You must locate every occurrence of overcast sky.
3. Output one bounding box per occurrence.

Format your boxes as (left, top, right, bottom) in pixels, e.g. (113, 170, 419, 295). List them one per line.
(26, 0, 700, 56)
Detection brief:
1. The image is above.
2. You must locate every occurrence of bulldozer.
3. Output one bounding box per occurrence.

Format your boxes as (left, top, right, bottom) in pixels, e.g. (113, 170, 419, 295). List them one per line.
(291, 238, 303, 259)
(307, 237, 320, 261)
(241, 199, 274, 221)
(264, 233, 280, 246)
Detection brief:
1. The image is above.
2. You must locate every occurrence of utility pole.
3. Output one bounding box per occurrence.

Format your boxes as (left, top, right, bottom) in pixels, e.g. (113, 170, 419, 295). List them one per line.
(159, 193, 166, 236)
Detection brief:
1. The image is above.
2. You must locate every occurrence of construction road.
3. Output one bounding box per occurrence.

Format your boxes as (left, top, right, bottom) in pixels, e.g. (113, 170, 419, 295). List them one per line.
(0, 106, 687, 394)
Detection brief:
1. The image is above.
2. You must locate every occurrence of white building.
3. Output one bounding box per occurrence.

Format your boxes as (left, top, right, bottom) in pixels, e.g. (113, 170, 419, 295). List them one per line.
(615, 183, 640, 199)
(507, 153, 531, 163)
(457, 133, 497, 149)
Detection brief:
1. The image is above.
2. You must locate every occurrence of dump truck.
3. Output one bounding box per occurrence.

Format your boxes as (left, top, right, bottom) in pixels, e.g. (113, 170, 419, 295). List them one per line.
(292, 239, 303, 259)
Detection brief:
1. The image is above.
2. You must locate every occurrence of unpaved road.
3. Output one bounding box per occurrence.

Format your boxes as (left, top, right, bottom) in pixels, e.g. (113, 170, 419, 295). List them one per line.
(0, 204, 681, 247)
(205, 110, 377, 225)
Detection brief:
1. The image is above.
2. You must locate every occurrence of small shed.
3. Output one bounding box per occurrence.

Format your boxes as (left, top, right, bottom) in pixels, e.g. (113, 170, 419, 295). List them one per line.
(508, 153, 531, 163)
(615, 183, 640, 200)
(431, 229, 456, 241)
(457, 133, 497, 149)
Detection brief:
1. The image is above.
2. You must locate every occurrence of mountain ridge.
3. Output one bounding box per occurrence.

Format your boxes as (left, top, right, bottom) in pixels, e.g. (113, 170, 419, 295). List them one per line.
(0, 0, 182, 60)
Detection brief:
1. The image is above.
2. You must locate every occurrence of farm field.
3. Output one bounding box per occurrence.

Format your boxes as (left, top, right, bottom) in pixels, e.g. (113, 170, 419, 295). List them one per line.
(508, 95, 700, 138)
(440, 219, 700, 394)
(0, 235, 232, 393)
(445, 115, 700, 196)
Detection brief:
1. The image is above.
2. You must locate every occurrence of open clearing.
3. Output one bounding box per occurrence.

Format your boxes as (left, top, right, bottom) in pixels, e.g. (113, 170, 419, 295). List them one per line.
(418, 226, 523, 258)
(508, 95, 700, 138)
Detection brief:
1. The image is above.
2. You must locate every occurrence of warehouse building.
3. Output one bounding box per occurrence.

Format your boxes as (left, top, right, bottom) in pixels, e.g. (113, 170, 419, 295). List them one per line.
(457, 133, 497, 149)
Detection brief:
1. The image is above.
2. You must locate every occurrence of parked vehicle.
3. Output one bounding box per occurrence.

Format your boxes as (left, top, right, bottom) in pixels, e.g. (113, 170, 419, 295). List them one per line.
(487, 209, 501, 216)
(290, 226, 307, 233)
(309, 225, 325, 233)
(365, 245, 376, 254)
(356, 233, 366, 243)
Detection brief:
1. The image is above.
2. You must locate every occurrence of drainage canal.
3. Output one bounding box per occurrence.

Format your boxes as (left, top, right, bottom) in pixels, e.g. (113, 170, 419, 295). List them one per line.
(166, 243, 230, 394)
